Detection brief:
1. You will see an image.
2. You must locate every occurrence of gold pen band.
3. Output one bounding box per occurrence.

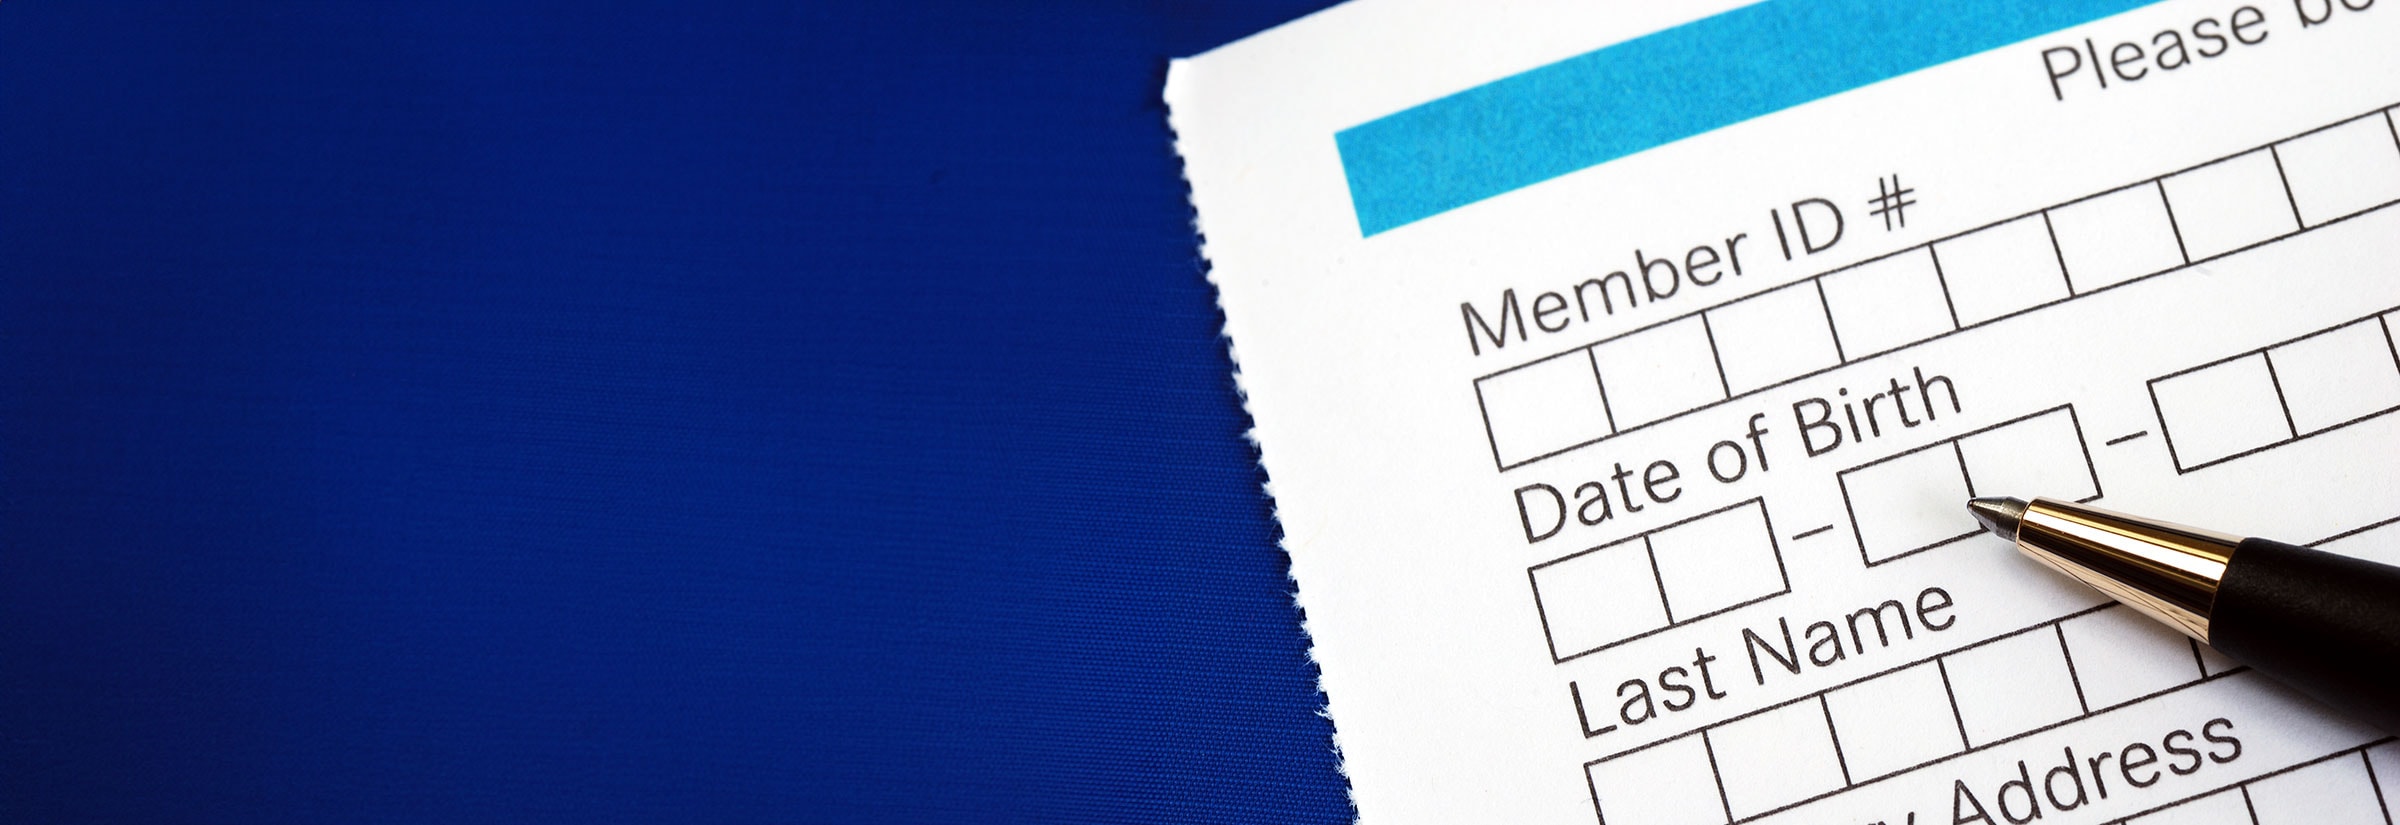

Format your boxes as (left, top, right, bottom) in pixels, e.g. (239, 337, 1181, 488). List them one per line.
(2009, 497, 2241, 641)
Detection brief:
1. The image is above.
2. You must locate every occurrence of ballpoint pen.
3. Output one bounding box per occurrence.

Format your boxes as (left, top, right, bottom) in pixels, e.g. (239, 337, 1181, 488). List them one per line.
(1970, 496, 2400, 734)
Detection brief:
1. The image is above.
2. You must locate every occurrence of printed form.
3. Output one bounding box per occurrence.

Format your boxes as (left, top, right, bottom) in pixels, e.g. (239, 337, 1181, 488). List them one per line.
(1167, 1, 2400, 824)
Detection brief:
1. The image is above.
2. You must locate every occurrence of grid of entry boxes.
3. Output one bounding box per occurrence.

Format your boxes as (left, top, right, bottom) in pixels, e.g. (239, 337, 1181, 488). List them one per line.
(1584, 603, 2239, 825)
(2149, 306, 2400, 473)
(1528, 499, 1789, 662)
(1475, 105, 2400, 471)
(1837, 406, 2100, 567)
(1583, 514, 2400, 825)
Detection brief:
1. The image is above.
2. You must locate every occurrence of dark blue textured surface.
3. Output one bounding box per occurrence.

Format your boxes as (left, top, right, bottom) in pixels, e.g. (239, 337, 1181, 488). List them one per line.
(0, 3, 1347, 822)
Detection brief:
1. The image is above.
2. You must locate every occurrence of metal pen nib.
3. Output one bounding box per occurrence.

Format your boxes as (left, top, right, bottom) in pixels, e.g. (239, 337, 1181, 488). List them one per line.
(1967, 496, 2026, 540)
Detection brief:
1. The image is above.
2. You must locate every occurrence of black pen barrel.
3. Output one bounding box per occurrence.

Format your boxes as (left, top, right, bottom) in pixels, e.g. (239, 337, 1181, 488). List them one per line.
(2207, 538, 2400, 734)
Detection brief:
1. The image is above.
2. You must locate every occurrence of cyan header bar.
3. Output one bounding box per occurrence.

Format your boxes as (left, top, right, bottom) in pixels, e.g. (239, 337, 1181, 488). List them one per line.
(1335, 0, 2158, 236)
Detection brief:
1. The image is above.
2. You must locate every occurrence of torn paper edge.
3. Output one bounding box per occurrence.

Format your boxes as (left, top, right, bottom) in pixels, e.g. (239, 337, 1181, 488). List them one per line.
(1163, 54, 1361, 822)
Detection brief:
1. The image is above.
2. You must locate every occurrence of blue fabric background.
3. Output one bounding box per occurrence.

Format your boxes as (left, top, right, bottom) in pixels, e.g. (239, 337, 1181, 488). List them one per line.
(0, 3, 1349, 822)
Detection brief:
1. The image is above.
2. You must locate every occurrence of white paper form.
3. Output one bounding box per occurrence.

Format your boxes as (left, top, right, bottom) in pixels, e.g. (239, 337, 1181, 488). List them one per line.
(1169, 1, 2400, 823)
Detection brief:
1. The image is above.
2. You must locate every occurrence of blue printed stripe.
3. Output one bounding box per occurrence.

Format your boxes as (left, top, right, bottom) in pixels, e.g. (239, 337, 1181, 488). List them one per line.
(1335, 0, 2160, 236)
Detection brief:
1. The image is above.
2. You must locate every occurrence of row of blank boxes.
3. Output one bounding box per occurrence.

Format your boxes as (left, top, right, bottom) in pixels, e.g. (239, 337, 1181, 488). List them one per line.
(1476, 250, 1979, 471)
(1473, 107, 2400, 472)
(1472, 315, 1740, 470)
(1528, 499, 1787, 663)
(1838, 406, 2098, 566)
(2094, 107, 2400, 286)
(2150, 313, 2400, 472)
(2126, 744, 2400, 825)
(1476, 247, 1983, 471)
(1586, 605, 2229, 825)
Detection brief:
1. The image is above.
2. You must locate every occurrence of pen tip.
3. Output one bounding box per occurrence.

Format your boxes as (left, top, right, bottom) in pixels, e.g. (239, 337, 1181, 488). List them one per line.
(1968, 496, 2028, 540)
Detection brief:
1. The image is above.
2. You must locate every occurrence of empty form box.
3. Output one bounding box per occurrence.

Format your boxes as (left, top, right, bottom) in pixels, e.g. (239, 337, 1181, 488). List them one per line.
(1941, 628, 2083, 746)
(1530, 537, 1669, 660)
(1933, 215, 2070, 326)
(2275, 112, 2400, 227)
(1706, 283, 1842, 395)
(1477, 351, 1611, 467)
(2369, 742, 2400, 824)
(1842, 445, 1975, 565)
(2266, 320, 2400, 435)
(1531, 500, 1786, 661)
(1591, 316, 1726, 429)
(1587, 735, 1728, 825)
(1823, 662, 1966, 781)
(2161, 149, 2300, 261)
(2247, 753, 2388, 825)
(2125, 788, 2254, 825)
(2056, 606, 2205, 709)
(1954, 407, 2098, 503)
(1818, 249, 1957, 359)
(2151, 354, 2294, 470)
(2048, 183, 2186, 293)
(1840, 407, 2094, 566)
(1647, 501, 1785, 623)
(1709, 700, 1847, 818)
